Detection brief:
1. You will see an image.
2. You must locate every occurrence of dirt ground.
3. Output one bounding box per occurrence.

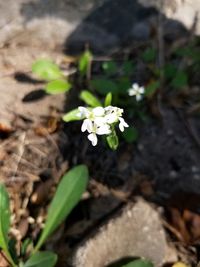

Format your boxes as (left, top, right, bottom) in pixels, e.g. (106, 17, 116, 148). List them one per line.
(1, 26, 200, 266)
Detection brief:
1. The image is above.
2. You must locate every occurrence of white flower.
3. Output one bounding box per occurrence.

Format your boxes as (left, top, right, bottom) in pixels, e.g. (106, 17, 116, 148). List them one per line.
(128, 83, 145, 101)
(86, 122, 111, 146)
(119, 117, 129, 132)
(78, 105, 129, 146)
(78, 106, 90, 118)
(87, 133, 98, 146)
(104, 106, 124, 124)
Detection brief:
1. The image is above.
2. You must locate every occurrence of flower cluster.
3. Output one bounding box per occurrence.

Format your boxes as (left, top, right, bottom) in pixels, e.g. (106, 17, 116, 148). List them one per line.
(128, 83, 145, 101)
(78, 106, 129, 146)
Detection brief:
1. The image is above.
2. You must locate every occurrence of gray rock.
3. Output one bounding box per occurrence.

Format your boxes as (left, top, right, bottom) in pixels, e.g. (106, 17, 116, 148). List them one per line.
(131, 22, 151, 41)
(72, 199, 177, 267)
(1, 0, 200, 54)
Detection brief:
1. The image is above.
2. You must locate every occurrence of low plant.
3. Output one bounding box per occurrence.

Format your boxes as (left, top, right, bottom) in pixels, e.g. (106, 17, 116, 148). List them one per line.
(0, 165, 88, 267)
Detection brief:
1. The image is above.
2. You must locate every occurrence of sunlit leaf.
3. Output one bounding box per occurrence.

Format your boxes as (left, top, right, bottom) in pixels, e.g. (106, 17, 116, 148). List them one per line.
(34, 165, 89, 251)
(122, 127, 138, 143)
(121, 259, 154, 267)
(62, 108, 83, 122)
(90, 79, 118, 95)
(45, 80, 71, 94)
(32, 59, 63, 81)
(79, 49, 93, 76)
(102, 61, 117, 75)
(104, 92, 112, 107)
(80, 90, 102, 107)
(0, 184, 16, 266)
(23, 251, 57, 267)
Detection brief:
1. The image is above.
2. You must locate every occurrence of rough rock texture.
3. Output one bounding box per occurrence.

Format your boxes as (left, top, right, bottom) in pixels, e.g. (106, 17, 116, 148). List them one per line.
(72, 199, 177, 267)
(0, 0, 200, 53)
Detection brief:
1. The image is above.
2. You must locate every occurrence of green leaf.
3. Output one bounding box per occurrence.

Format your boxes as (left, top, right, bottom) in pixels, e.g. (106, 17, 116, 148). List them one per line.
(142, 48, 156, 62)
(21, 238, 33, 257)
(0, 184, 16, 267)
(122, 259, 154, 267)
(80, 90, 102, 107)
(104, 92, 112, 107)
(24, 251, 57, 267)
(62, 108, 82, 122)
(102, 61, 117, 75)
(122, 61, 135, 76)
(145, 81, 160, 97)
(79, 49, 93, 76)
(32, 59, 63, 81)
(90, 79, 118, 95)
(122, 127, 138, 143)
(35, 165, 89, 251)
(171, 70, 188, 89)
(45, 79, 71, 94)
(106, 131, 119, 150)
(117, 77, 132, 95)
(164, 64, 177, 79)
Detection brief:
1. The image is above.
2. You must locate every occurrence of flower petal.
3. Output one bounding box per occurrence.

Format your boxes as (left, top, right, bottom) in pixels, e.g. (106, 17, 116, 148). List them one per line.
(136, 94, 142, 101)
(96, 124, 111, 135)
(81, 119, 93, 132)
(88, 133, 98, 146)
(93, 107, 105, 117)
(119, 117, 129, 132)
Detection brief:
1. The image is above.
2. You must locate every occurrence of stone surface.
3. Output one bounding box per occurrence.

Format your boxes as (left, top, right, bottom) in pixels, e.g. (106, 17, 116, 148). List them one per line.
(72, 199, 177, 267)
(0, 0, 200, 53)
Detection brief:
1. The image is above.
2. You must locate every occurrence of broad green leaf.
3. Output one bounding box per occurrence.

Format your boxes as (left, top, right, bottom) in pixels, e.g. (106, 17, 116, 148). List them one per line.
(24, 251, 57, 267)
(35, 165, 89, 251)
(122, 259, 154, 267)
(79, 49, 93, 76)
(62, 108, 82, 122)
(102, 61, 117, 75)
(45, 80, 71, 94)
(142, 47, 156, 62)
(32, 59, 63, 81)
(80, 90, 102, 107)
(171, 70, 188, 89)
(122, 127, 138, 143)
(106, 131, 119, 150)
(0, 184, 16, 266)
(145, 81, 160, 97)
(104, 92, 112, 107)
(90, 79, 118, 95)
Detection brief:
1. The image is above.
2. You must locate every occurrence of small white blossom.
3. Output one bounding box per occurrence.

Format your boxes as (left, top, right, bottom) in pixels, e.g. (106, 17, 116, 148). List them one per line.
(104, 106, 128, 131)
(118, 117, 129, 132)
(128, 83, 145, 101)
(78, 105, 129, 146)
(86, 122, 111, 146)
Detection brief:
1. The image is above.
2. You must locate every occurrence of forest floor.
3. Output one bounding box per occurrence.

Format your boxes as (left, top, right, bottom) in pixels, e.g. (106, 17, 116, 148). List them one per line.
(1, 28, 200, 267)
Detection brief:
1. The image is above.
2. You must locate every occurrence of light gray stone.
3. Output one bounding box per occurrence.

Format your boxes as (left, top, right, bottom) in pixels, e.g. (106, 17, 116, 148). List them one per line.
(72, 199, 177, 267)
(1, 0, 200, 53)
